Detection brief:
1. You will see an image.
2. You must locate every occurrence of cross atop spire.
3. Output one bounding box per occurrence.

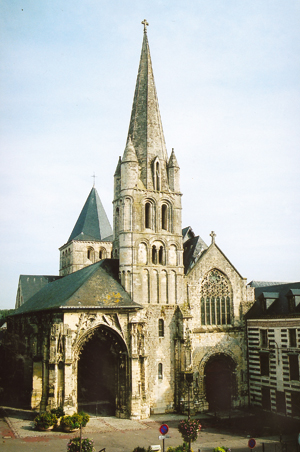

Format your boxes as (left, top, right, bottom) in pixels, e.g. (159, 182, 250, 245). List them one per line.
(210, 231, 216, 244)
(141, 19, 149, 33)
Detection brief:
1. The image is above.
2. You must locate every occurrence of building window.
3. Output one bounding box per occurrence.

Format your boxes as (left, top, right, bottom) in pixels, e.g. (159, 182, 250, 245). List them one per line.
(153, 158, 160, 191)
(260, 329, 268, 348)
(99, 249, 106, 259)
(289, 329, 297, 347)
(260, 353, 269, 377)
(114, 206, 120, 236)
(289, 355, 299, 381)
(158, 246, 164, 264)
(159, 319, 164, 337)
(200, 269, 232, 325)
(261, 387, 271, 411)
(276, 391, 286, 414)
(145, 202, 151, 229)
(161, 204, 168, 230)
(87, 247, 95, 262)
(158, 363, 163, 379)
(152, 243, 165, 265)
(291, 391, 300, 417)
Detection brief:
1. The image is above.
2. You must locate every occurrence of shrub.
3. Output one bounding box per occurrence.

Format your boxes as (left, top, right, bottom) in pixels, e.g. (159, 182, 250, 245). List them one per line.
(34, 412, 58, 430)
(67, 436, 95, 452)
(51, 406, 65, 418)
(167, 443, 193, 452)
(78, 411, 90, 427)
(61, 413, 83, 430)
(213, 448, 231, 452)
(132, 448, 147, 452)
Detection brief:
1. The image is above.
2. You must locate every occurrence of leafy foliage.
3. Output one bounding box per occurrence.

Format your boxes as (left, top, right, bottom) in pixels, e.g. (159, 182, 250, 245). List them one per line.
(67, 437, 95, 452)
(51, 406, 65, 418)
(213, 448, 231, 452)
(178, 418, 201, 443)
(34, 412, 58, 429)
(78, 411, 90, 427)
(167, 443, 193, 452)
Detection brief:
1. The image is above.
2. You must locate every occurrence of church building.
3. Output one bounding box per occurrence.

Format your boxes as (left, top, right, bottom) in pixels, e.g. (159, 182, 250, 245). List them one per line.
(5, 22, 254, 419)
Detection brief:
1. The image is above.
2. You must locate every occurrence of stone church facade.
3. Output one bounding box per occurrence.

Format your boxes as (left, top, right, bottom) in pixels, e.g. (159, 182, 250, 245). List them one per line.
(4, 23, 255, 419)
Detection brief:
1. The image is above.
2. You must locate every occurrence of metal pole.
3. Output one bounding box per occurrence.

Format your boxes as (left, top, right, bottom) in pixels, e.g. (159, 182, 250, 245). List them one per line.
(79, 423, 82, 452)
(188, 383, 190, 420)
(163, 437, 165, 452)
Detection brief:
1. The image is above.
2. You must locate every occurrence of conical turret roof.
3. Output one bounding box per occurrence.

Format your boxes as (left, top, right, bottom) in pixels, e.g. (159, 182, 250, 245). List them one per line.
(68, 187, 112, 242)
(127, 22, 168, 188)
(122, 136, 139, 163)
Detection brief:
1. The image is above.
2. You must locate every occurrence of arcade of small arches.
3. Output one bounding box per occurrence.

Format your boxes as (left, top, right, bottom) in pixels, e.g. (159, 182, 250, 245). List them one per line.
(120, 266, 179, 304)
(113, 197, 173, 233)
(144, 199, 172, 232)
(137, 241, 179, 266)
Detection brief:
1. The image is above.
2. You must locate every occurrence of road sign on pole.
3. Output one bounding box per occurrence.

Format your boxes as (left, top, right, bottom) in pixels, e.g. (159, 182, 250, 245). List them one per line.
(248, 438, 256, 449)
(159, 424, 169, 435)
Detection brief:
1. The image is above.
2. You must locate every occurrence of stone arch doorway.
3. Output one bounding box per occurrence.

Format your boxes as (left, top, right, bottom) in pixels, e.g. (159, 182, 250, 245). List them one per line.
(204, 353, 236, 411)
(77, 325, 129, 417)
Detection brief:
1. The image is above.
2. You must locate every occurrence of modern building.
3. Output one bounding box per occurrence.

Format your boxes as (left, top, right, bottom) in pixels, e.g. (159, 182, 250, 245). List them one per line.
(246, 282, 300, 419)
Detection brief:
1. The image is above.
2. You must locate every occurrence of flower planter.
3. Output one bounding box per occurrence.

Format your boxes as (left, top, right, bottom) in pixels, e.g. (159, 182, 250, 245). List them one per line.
(62, 426, 79, 433)
(37, 425, 54, 431)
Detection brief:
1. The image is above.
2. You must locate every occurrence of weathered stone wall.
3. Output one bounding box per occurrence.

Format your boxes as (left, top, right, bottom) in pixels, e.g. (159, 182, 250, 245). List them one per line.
(182, 243, 255, 411)
(59, 240, 112, 276)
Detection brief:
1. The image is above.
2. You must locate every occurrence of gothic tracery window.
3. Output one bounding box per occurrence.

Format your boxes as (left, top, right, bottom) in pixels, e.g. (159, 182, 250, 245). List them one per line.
(200, 269, 232, 326)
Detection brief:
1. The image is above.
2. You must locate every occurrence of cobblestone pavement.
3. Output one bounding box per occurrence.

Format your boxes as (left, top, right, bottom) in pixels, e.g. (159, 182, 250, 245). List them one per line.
(1, 408, 297, 452)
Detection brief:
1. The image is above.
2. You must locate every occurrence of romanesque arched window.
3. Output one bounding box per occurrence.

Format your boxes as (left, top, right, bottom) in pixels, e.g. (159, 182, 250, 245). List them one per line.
(200, 269, 232, 326)
(158, 363, 163, 379)
(99, 248, 106, 259)
(151, 241, 165, 265)
(145, 202, 151, 229)
(161, 204, 168, 230)
(87, 247, 95, 262)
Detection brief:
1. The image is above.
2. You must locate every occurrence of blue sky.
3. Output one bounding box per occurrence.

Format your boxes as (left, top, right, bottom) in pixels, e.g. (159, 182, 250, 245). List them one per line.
(1, 0, 299, 309)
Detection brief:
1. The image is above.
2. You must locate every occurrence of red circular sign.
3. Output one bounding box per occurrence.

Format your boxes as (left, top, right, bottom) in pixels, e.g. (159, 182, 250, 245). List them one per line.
(159, 424, 169, 435)
(248, 438, 256, 449)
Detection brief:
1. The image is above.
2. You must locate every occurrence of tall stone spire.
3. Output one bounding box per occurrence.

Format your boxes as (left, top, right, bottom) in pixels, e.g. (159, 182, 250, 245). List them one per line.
(127, 20, 168, 189)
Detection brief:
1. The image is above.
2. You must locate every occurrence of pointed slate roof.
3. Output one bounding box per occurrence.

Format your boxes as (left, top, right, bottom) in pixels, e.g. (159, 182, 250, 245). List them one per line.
(183, 231, 208, 273)
(13, 260, 142, 315)
(68, 187, 112, 242)
(127, 24, 168, 188)
(16, 275, 61, 308)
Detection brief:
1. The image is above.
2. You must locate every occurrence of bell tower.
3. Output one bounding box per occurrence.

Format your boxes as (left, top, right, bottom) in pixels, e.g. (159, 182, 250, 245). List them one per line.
(113, 21, 184, 305)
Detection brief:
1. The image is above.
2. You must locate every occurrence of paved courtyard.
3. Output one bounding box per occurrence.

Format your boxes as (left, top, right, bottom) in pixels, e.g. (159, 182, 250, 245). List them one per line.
(0, 407, 298, 452)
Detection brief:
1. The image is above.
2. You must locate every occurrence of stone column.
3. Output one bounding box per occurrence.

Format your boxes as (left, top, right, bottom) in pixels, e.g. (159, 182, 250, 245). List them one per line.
(31, 361, 43, 410)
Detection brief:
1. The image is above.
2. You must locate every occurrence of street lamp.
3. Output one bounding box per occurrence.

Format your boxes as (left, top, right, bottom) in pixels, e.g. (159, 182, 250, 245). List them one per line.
(181, 371, 194, 420)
